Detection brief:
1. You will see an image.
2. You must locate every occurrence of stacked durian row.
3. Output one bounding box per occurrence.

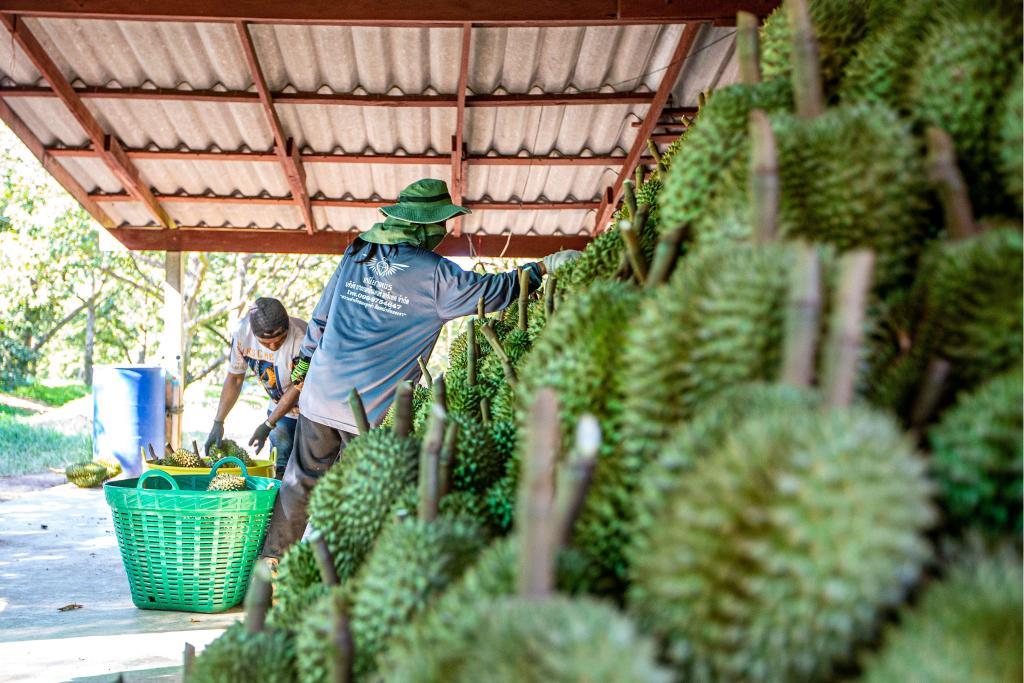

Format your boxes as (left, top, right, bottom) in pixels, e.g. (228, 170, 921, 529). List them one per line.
(190, 0, 1022, 680)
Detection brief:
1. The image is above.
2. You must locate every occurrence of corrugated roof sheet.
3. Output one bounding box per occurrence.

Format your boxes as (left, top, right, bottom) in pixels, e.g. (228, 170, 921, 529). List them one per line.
(0, 17, 739, 238)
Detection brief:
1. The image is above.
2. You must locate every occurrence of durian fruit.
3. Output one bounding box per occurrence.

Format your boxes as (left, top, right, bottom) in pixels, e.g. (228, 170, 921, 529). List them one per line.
(190, 562, 296, 683)
(209, 438, 254, 465)
(929, 368, 1023, 535)
(268, 539, 325, 630)
(999, 67, 1023, 209)
(759, 0, 873, 98)
(167, 446, 203, 468)
(860, 552, 1023, 683)
(908, 3, 1022, 215)
(206, 474, 246, 491)
(64, 461, 113, 488)
(307, 390, 419, 580)
(296, 585, 352, 683)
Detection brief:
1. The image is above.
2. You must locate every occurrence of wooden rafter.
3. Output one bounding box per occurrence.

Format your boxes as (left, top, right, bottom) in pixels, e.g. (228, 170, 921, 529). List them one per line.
(451, 22, 472, 237)
(235, 20, 316, 235)
(0, 13, 173, 228)
(593, 22, 703, 232)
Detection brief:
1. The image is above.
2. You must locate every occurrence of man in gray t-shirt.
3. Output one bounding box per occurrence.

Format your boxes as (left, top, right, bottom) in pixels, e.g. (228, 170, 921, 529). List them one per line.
(261, 179, 579, 559)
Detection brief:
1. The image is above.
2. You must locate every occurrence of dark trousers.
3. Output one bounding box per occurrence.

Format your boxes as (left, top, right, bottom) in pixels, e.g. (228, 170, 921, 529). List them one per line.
(261, 414, 357, 559)
(268, 412, 298, 478)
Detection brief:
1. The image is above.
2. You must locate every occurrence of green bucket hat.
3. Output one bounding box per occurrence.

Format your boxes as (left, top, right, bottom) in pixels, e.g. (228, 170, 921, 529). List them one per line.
(380, 178, 471, 224)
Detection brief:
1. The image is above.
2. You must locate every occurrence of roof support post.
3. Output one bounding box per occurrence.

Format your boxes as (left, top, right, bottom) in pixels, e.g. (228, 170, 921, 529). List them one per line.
(451, 22, 472, 237)
(161, 251, 185, 450)
(593, 22, 703, 233)
(0, 13, 174, 227)
(235, 20, 317, 235)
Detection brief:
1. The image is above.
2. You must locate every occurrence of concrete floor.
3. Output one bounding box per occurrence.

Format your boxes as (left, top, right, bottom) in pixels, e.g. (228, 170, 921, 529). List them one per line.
(0, 483, 241, 682)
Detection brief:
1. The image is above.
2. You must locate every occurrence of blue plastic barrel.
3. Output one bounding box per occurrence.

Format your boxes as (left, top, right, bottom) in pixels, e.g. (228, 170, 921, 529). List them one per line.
(93, 365, 165, 477)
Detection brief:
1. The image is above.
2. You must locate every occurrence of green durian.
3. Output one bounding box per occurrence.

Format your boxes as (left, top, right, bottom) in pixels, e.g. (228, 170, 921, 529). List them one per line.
(909, 7, 1023, 215)
(861, 553, 1023, 683)
(444, 411, 502, 493)
(628, 405, 934, 682)
(930, 368, 1023, 534)
(206, 474, 246, 491)
(998, 67, 1023, 209)
(268, 540, 326, 630)
(210, 438, 255, 465)
(307, 428, 418, 580)
(65, 461, 111, 488)
(189, 621, 296, 683)
(295, 586, 351, 683)
(552, 217, 656, 295)
(380, 384, 431, 432)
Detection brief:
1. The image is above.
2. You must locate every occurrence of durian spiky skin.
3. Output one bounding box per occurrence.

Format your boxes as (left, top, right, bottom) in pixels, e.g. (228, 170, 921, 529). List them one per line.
(189, 622, 296, 683)
(307, 429, 418, 580)
(445, 411, 502, 493)
(380, 384, 431, 432)
(167, 447, 203, 468)
(349, 515, 485, 678)
(295, 585, 350, 683)
(65, 461, 111, 488)
(999, 67, 1023, 210)
(909, 9, 1023, 215)
(759, 0, 872, 99)
(388, 484, 492, 530)
(268, 539, 325, 630)
(657, 79, 792, 237)
(206, 474, 246, 491)
(929, 369, 1023, 535)
(552, 217, 656, 295)
(861, 553, 1023, 683)
(628, 405, 934, 683)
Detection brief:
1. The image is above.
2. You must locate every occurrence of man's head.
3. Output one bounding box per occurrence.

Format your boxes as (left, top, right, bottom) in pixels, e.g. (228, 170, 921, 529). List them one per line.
(249, 297, 289, 351)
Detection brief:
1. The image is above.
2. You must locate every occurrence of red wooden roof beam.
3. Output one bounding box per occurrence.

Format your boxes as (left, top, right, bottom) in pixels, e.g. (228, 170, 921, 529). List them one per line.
(451, 23, 472, 238)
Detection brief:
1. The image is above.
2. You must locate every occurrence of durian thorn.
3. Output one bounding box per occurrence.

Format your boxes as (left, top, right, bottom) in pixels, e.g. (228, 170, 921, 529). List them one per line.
(182, 643, 196, 680)
(438, 421, 458, 499)
(432, 375, 447, 412)
(645, 140, 662, 168)
(924, 127, 979, 241)
(646, 224, 687, 289)
(244, 560, 273, 634)
(310, 531, 340, 587)
(417, 356, 433, 387)
(555, 414, 600, 548)
(480, 321, 518, 387)
(393, 380, 415, 438)
(518, 267, 531, 332)
(736, 10, 762, 85)
(823, 250, 875, 409)
(467, 319, 478, 388)
(477, 294, 486, 320)
(348, 390, 370, 435)
(620, 208, 650, 286)
(330, 594, 354, 683)
(780, 243, 823, 388)
(622, 179, 638, 220)
(480, 397, 492, 424)
(544, 274, 557, 317)
(909, 357, 951, 437)
(517, 389, 560, 599)
(418, 404, 445, 523)
(787, 0, 825, 118)
(749, 109, 780, 245)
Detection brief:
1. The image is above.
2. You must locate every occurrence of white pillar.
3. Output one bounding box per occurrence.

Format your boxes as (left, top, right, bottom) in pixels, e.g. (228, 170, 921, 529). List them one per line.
(162, 251, 185, 449)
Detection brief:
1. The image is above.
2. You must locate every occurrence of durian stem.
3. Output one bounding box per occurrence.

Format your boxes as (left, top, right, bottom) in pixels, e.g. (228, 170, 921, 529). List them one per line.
(244, 560, 273, 635)
(645, 140, 662, 170)
(925, 127, 978, 241)
(480, 321, 518, 387)
(418, 404, 445, 523)
(310, 531, 340, 587)
(147, 443, 158, 462)
(518, 267, 530, 332)
(480, 397, 492, 424)
(477, 294, 486, 320)
(517, 389, 560, 599)
(417, 356, 432, 387)
(393, 381, 414, 438)
(736, 11, 761, 85)
(623, 179, 637, 220)
(634, 165, 645, 190)
(183, 643, 196, 681)
(191, 439, 200, 457)
(619, 206, 650, 285)
(544, 274, 557, 317)
(909, 357, 951, 435)
(329, 592, 354, 683)
(614, 250, 633, 281)
(780, 243, 823, 388)
(439, 421, 458, 498)
(467, 319, 478, 388)
(348, 390, 370, 435)
(432, 375, 447, 412)
(646, 225, 687, 288)
(165, 442, 173, 457)
(823, 250, 875, 409)
(555, 414, 600, 547)
(749, 109, 780, 245)
(697, 91, 706, 110)
(787, 0, 825, 118)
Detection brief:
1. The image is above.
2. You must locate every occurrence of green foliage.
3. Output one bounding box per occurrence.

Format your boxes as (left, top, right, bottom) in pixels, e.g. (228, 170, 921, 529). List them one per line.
(930, 369, 1023, 534)
(189, 622, 296, 683)
(999, 67, 1023, 209)
(9, 382, 88, 407)
(628, 406, 934, 682)
(0, 413, 91, 476)
(861, 553, 1023, 683)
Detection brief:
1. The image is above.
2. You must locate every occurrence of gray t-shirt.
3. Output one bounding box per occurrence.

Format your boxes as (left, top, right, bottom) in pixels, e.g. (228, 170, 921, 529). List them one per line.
(298, 239, 542, 432)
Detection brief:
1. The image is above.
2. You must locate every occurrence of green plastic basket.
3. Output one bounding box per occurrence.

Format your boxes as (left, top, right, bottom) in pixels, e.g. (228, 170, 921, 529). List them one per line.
(104, 456, 280, 613)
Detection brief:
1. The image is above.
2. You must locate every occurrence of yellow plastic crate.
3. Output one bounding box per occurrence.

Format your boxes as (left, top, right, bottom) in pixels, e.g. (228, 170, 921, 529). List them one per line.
(141, 447, 276, 478)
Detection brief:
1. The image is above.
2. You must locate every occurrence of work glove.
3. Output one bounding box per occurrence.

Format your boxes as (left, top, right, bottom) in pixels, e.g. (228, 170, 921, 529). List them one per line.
(291, 356, 311, 384)
(204, 420, 224, 456)
(541, 249, 582, 275)
(249, 420, 273, 454)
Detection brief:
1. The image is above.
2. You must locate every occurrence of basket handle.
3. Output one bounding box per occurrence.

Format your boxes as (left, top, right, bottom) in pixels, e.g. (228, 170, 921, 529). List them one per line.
(137, 469, 180, 490)
(209, 456, 251, 478)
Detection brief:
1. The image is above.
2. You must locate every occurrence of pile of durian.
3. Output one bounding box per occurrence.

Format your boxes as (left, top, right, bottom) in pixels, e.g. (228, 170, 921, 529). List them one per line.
(189, 0, 1023, 680)
(149, 438, 256, 469)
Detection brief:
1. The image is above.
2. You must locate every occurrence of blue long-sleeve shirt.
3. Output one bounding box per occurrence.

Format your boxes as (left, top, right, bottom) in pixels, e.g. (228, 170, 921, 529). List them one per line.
(298, 239, 542, 432)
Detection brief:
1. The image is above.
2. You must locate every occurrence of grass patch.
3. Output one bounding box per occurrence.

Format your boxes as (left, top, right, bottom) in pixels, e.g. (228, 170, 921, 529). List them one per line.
(10, 382, 89, 407)
(0, 403, 35, 417)
(0, 414, 92, 476)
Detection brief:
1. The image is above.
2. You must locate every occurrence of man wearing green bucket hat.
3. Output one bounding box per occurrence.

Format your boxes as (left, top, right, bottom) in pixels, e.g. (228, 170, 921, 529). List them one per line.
(261, 178, 580, 559)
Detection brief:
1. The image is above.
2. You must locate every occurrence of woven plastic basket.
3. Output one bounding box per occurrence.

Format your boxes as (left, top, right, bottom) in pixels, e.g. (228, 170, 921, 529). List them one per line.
(104, 457, 279, 613)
